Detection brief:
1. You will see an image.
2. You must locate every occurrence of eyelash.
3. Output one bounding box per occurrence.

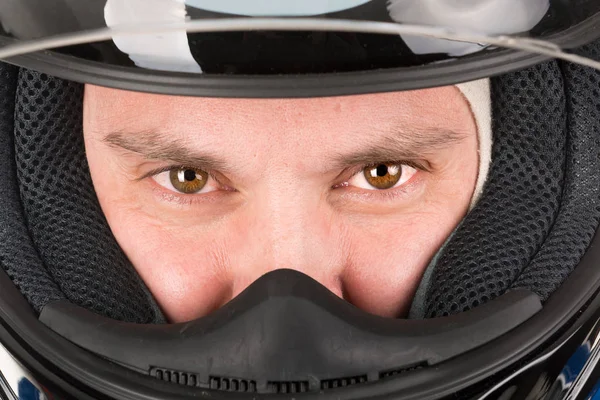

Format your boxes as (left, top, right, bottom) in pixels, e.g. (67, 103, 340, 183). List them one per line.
(335, 162, 422, 201)
(145, 161, 426, 204)
(141, 166, 210, 181)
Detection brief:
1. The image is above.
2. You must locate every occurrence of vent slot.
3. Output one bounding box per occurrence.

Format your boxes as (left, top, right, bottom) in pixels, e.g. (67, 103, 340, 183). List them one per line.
(379, 363, 426, 379)
(321, 375, 368, 390)
(209, 376, 257, 392)
(267, 381, 309, 394)
(150, 367, 198, 386)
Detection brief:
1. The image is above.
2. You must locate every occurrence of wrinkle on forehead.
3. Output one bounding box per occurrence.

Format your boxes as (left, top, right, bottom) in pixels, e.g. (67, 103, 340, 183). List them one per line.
(84, 84, 469, 132)
(84, 84, 475, 176)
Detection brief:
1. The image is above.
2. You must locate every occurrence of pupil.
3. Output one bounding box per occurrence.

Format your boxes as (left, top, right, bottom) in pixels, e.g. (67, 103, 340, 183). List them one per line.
(183, 169, 196, 181)
(376, 164, 388, 177)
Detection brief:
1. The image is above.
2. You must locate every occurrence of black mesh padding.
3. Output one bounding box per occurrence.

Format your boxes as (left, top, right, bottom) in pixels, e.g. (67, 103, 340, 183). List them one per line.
(0, 64, 64, 312)
(511, 44, 600, 298)
(424, 45, 600, 317)
(13, 70, 162, 323)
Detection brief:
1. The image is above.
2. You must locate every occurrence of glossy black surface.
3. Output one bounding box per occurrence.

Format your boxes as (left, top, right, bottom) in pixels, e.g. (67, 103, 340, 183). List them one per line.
(4, 301, 600, 400)
(53, 0, 600, 75)
(0, 0, 598, 97)
(455, 290, 600, 400)
(0, 0, 599, 74)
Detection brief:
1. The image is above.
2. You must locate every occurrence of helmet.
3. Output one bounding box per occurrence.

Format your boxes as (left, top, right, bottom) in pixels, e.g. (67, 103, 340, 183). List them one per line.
(1, 1, 600, 399)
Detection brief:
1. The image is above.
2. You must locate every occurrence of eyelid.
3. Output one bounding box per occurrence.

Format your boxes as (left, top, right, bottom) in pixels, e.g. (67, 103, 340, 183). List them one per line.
(138, 165, 225, 186)
(333, 159, 429, 188)
(142, 166, 237, 200)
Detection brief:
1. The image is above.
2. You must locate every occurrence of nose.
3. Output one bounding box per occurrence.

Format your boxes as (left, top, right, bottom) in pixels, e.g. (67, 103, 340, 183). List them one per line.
(226, 180, 348, 302)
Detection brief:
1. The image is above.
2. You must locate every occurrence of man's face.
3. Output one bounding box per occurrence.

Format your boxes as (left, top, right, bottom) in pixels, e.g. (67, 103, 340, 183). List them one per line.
(83, 86, 478, 322)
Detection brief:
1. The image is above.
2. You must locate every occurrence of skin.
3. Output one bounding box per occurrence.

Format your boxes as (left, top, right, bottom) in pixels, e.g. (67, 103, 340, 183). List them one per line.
(83, 85, 478, 323)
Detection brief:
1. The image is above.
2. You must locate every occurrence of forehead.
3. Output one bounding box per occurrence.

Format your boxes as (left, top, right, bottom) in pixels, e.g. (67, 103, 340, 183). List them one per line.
(83, 85, 472, 144)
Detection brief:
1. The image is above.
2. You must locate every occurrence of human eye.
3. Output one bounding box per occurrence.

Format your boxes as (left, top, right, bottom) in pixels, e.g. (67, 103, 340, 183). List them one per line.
(151, 166, 220, 194)
(347, 162, 418, 190)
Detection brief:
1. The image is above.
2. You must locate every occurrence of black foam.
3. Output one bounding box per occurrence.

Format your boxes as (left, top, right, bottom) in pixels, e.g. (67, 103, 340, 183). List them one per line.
(424, 43, 600, 317)
(13, 70, 162, 323)
(0, 64, 64, 313)
(511, 43, 600, 298)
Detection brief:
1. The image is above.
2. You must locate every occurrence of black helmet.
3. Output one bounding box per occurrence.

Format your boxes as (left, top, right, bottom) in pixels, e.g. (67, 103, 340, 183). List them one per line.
(1, 1, 600, 399)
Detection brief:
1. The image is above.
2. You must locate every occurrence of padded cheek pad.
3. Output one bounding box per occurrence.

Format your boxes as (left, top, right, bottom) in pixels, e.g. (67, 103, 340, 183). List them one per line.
(414, 42, 600, 318)
(11, 70, 164, 323)
(0, 64, 65, 311)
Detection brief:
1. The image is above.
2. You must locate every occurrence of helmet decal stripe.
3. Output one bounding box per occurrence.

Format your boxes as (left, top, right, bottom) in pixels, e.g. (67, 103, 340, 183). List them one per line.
(104, 0, 203, 73)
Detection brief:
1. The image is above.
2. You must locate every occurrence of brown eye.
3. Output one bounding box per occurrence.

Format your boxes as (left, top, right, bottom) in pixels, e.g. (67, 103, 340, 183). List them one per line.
(169, 168, 209, 194)
(363, 163, 402, 190)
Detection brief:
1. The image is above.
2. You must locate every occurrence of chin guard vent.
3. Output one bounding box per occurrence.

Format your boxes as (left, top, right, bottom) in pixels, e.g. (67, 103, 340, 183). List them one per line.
(321, 375, 368, 390)
(151, 365, 422, 392)
(267, 381, 310, 394)
(209, 376, 257, 392)
(150, 367, 198, 387)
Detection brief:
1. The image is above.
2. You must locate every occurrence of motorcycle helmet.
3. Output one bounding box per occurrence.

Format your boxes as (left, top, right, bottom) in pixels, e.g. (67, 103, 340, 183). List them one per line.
(1, 1, 600, 399)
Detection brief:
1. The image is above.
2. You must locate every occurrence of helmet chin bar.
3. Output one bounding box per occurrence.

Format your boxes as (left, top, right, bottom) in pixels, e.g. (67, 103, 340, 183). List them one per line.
(39, 269, 541, 394)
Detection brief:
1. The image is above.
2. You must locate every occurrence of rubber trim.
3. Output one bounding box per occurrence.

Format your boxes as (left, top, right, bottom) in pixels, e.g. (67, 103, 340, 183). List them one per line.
(0, 41, 548, 98)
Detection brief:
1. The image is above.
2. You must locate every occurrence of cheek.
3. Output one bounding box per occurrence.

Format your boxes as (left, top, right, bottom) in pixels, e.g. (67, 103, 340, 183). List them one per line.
(83, 146, 235, 321)
(342, 211, 461, 318)
(108, 209, 236, 322)
(341, 158, 476, 318)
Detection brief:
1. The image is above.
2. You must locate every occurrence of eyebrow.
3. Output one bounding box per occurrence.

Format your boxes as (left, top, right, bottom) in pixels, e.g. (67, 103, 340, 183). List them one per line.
(332, 126, 469, 169)
(102, 126, 469, 172)
(103, 130, 230, 172)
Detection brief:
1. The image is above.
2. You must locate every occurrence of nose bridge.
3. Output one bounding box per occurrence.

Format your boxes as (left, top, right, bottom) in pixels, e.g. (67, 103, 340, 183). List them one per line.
(230, 176, 344, 298)
(259, 178, 322, 269)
